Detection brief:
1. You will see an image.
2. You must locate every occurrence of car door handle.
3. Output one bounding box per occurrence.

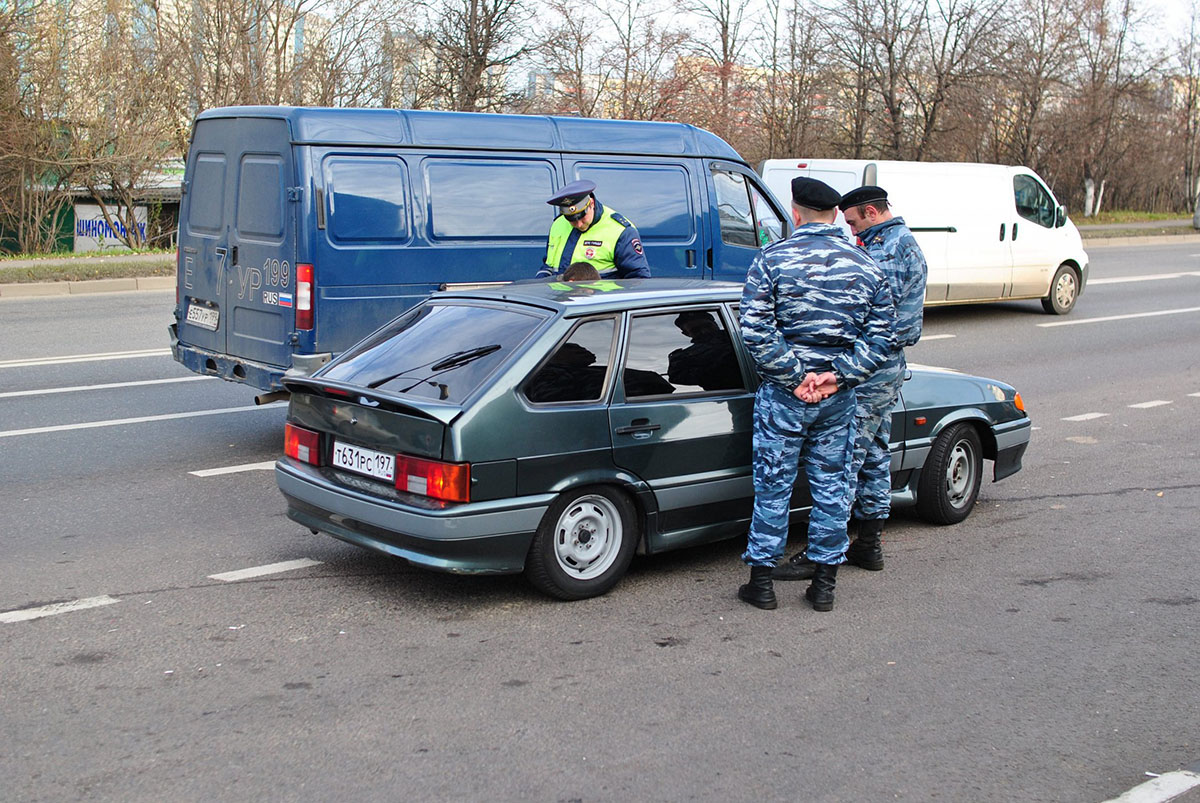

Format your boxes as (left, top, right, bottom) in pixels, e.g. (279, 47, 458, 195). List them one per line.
(616, 419, 661, 435)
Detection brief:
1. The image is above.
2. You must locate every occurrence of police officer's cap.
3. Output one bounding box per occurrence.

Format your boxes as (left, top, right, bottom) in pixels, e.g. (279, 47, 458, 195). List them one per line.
(839, 185, 888, 211)
(790, 177, 841, 211)
(548, 180, 597, 220)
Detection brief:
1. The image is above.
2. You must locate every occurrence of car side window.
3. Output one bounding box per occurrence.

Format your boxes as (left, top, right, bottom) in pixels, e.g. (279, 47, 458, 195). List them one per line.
(1013, 174, 1055, 228)
(525, 318, 616, 404)
(624, 309, 746, 398)
(712, 170, 758, 248)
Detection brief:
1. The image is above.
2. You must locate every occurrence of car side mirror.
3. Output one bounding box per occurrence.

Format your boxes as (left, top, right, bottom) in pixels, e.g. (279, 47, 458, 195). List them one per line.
(1055, 204, 1067, 228)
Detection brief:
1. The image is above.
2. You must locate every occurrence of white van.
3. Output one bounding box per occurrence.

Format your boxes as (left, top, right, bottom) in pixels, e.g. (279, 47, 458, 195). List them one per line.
(759, 159, 1089, 314)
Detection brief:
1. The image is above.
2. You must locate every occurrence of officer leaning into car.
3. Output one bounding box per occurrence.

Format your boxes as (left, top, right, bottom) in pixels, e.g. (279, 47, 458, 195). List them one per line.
(773, 185, 928, 583)
(738, 177, 897, 612)
(535, 180, 651, 279)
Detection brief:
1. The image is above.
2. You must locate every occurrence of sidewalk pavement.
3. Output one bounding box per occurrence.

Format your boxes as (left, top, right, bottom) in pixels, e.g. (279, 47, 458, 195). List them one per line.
(0, 276, 175, 299)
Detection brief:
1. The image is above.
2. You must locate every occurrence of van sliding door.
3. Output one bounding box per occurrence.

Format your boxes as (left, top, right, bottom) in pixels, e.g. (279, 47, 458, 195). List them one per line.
(562, 157, 701, 278)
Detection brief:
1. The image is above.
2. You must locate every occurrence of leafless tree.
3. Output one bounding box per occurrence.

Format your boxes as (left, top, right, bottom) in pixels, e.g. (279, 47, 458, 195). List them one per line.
(530, 0, 614, 117)
(1177, 3, 1200, 225)
(600, 0, 694, 121)
(418, 0, 532, 111)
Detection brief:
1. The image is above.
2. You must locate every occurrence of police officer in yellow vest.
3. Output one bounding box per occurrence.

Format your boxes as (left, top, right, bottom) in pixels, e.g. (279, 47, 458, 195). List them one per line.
(536, 180, 651, 279)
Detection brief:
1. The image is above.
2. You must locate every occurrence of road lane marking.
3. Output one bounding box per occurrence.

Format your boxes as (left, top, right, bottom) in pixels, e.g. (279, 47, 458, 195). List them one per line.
(1102, 769, 1200, 803)
(1190, 392, 1200, 398)
(1129, 400, 1172, 409)
(0, 376, 213, 399)
(0, 348, 172, 368)
(1062, 413, 1109, 421)
(1088, 271, 1200, 285)
(1038, 306, 1200, 327)
(1, 595, 119, 624)
(0, 402, 285, 439)
(915, 334, 955, 341)
(209, 559, 323, 583)
(190, 461, 276, 477)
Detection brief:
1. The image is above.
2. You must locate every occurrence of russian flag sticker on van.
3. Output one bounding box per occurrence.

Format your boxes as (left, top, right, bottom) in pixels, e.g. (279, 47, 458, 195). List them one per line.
(278, 293, 293, 308)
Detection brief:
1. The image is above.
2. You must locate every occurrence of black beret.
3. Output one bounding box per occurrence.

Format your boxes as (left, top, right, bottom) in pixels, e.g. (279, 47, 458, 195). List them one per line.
(839, 185, 888, 211)
(790, 177, 841, 211)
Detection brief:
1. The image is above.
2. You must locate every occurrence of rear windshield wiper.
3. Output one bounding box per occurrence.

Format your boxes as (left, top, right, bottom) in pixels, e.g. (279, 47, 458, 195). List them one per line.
(366, 344, 502, 392)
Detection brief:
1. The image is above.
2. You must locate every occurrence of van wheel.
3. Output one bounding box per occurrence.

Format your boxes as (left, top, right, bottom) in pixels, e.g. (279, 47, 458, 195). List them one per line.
(916, 423, 982, 525)
(1041, 263, 1078, 314)
(525, 486, 638, 600)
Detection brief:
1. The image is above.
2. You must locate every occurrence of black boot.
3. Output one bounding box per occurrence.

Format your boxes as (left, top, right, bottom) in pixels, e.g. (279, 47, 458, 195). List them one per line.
(738, 566, 778, 610)
(845, 519, 885, 571)
(772, 550, 817, 581)
(804, 563, 838, 612)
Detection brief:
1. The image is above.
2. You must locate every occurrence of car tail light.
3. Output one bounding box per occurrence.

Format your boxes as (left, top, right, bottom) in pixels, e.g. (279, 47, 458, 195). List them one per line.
(1014, 392, 1025, 413)
(395, 455, 470, 503)
(296, 263, 314, 330)
(285, 423, 322, 465)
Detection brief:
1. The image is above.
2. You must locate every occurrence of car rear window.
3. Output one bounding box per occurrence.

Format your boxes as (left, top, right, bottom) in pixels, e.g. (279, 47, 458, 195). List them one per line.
(320, 302, 547, 403)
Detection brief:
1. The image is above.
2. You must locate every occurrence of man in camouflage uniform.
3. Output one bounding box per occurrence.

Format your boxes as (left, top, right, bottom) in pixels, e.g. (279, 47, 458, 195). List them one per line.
(774, 185, 927, 582)
(737, 178, 896, 612)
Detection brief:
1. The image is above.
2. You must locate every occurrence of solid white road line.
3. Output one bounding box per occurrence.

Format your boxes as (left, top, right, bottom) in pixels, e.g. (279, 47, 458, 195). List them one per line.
(0, 402, 285, 439)
(1129, 400, 1172, 408)
(1062, 413, 1109, 421)
(1102, 769, 1200, 803)
(1038, 306, 1200, 327)
(0, 595, 119, 624)
(190, 461, 277, 477)
(0, 348, 172, 368)
(0, 376, 213, 399)
(1088, 271, 1200, 285)
(208, 559, 323, 583)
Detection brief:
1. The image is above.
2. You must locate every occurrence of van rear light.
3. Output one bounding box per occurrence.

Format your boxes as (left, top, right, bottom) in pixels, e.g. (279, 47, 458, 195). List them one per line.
(395, 455, 470, 503)
(285, 423, 322, 465)
(296, 263, 314, 330)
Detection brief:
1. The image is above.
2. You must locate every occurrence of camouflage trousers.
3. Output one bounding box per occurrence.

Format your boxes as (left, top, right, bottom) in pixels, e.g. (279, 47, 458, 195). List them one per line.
(850, 355, 906, 522)
(742, 381, 857, 567)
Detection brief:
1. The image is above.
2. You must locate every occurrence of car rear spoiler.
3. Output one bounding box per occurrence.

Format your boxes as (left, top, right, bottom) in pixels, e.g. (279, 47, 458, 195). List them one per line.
(281, 375, 464, 426)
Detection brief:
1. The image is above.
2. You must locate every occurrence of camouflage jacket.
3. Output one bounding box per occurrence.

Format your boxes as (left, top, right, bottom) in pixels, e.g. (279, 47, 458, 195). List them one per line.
(740, 222, 897, 391)
(855, 216, 927, 351)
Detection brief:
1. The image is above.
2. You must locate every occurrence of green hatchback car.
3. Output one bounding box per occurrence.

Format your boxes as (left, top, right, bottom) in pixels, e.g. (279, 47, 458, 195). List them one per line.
(275, 280, 1030, 600)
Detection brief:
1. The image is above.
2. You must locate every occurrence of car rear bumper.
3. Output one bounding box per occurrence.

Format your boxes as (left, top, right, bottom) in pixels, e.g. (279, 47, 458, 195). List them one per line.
(275, 460, 550, 574)
(169, 324, 286, 392)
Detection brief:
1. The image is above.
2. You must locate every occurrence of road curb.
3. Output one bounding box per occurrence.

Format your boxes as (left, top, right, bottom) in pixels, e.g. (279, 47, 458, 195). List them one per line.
(0, 276, 174, 299)
(1084, 234, 1200, 247)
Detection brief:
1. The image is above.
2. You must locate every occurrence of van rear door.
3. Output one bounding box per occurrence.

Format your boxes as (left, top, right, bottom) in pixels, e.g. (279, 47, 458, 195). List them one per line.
(178, 115, 297, 374)
(224, 118, 298, 371)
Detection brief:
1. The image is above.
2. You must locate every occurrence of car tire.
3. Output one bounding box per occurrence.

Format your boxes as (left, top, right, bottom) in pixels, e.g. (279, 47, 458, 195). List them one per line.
(525, 486, 639, 600)
(1041, 263, 1079, 314)
(916, 423, 983, 525)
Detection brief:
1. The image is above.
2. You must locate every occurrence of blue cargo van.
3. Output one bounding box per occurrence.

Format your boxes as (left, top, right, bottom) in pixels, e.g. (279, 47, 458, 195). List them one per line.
(169, 106, 790, 395)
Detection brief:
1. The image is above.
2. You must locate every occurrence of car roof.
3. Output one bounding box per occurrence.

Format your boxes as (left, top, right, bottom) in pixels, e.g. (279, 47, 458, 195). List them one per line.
(432, 278, 746, 316)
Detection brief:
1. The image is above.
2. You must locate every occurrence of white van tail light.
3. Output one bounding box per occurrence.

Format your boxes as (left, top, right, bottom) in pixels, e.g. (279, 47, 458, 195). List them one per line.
(296, 263, 314, 330)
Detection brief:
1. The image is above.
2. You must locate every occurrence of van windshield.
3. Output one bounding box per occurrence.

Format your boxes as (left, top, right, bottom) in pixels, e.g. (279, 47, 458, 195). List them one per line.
(320, 302, 548, 403)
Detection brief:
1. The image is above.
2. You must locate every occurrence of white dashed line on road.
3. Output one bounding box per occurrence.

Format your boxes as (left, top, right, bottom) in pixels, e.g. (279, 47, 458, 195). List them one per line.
(1128, 400, 1172, 409)
(1062, 413, 1110, 422)
(0, 376, 213, 399)
(916, 334, 956, 341)
(0, 348, 172, 368)
(0, 595, 119, 624)
(1087, 271, 1200, 285)
(1102, 769, 1200, 803)
(0, 402, 285, 439)
(190, 461, 277, 477)
(1190, 392, 1200, 398)
(1038, 306, 1200, 327)
(208, 559, 323, 583)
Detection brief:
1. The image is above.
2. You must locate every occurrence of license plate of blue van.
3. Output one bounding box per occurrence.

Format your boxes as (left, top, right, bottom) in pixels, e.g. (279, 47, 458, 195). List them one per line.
(185, 303, 219, 330)
(331, 440, 395, 483)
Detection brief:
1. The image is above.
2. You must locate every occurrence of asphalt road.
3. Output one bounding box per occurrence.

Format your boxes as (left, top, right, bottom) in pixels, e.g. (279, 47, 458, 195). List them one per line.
(1, 245, 1198, 802)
